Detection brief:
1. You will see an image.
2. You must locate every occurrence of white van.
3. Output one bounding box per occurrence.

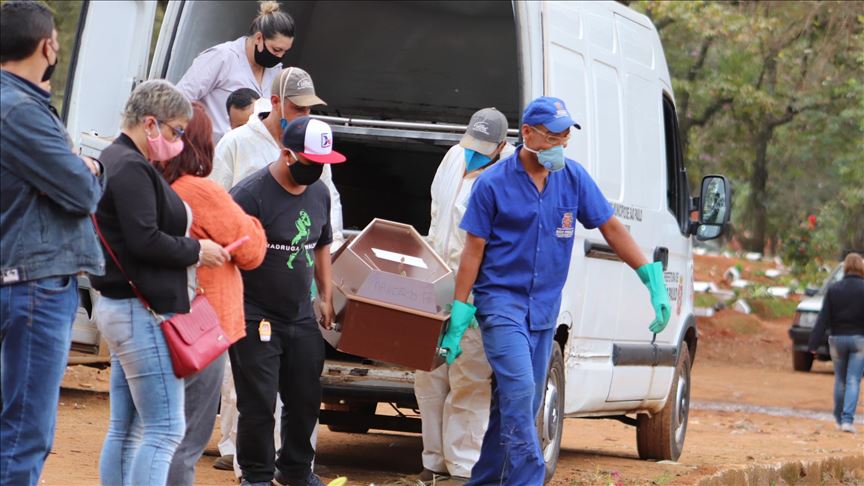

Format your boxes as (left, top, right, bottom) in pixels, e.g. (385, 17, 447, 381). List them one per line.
(66, 0, 729, 478)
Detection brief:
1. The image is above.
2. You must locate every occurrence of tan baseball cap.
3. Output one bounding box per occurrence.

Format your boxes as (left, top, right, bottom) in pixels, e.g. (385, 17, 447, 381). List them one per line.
(271, 66, 327, 107)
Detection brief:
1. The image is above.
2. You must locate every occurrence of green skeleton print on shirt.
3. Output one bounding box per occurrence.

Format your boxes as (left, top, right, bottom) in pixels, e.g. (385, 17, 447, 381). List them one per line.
(287, 210, 314, 269)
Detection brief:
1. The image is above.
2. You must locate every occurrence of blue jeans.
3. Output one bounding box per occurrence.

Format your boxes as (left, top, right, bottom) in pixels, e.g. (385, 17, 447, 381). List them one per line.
(467, 316, 554, 486)
(828, 335, 864, 425)
(94, 297, 185, 486)
(1, 276, 78, 486)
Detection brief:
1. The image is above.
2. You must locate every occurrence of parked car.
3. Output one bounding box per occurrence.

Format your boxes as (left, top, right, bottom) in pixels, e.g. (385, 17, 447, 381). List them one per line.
(788, 263, 844, 371)
(66, 0, 731, 476)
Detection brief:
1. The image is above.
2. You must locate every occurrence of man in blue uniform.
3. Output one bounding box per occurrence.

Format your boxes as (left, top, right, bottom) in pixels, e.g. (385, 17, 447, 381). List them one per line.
(442, 97, 671, 485)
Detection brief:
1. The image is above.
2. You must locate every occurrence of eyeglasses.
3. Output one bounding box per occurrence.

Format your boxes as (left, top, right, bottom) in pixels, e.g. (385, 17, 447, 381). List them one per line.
(530, 125, 570, 145)
(157, 119, 185, 140)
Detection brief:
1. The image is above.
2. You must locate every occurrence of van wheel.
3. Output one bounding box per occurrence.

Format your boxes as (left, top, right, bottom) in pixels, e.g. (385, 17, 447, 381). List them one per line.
(537, 344, 564, 482)
(636, 346, 690, 461)
(324, 401, 374, 434)
(792, 350, 813, 372)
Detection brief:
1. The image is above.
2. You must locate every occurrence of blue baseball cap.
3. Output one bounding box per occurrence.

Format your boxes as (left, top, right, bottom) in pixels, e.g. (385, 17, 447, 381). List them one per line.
(522, 96, 581, 133)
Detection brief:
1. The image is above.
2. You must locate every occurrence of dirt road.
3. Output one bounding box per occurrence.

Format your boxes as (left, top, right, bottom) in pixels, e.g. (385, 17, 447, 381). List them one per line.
(43, 315, 862, 485)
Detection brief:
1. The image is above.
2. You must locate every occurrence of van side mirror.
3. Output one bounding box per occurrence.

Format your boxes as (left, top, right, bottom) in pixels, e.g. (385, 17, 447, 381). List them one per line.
(695, 175, 730, 241)
(804, 286, 819, 297)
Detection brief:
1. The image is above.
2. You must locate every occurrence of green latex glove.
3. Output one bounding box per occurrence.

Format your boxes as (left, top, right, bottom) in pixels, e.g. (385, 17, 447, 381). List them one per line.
(441, 300, 477, 365)
(636, 262, 671, 334)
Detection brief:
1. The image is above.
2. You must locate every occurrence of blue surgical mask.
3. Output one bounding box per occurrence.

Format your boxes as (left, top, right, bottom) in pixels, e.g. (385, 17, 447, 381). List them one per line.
(523, 144, 566, 172)
(464, 149, 493, 172)
(280, 118, 288, 130)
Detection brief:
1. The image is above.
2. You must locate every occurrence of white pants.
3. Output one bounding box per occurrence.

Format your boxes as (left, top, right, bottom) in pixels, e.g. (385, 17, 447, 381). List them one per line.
(220, 359, 318, 478)
(414, 327, 492, 477)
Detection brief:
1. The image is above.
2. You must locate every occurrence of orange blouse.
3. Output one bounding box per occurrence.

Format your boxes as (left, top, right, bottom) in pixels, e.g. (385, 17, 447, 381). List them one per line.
(172, 175, 266, 343)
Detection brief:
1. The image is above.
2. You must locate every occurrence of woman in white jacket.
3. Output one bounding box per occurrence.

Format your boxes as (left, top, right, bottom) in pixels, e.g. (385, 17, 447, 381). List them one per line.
(176, 1, 294, 142)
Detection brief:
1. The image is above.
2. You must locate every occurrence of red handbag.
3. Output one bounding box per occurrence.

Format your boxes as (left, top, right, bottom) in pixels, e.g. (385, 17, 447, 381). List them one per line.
(159, 293, 228, 378)
(92, 215, 229, 378)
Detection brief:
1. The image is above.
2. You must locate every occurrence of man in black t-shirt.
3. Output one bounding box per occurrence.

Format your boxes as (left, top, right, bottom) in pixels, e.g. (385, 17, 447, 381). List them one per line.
(229, 117, 346, 486)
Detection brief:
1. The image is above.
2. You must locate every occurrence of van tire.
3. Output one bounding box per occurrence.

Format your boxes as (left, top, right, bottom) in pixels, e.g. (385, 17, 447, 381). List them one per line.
(792, 350, 813, 372)
(537, 344, 565, 482)
(636, 346, 690, 461)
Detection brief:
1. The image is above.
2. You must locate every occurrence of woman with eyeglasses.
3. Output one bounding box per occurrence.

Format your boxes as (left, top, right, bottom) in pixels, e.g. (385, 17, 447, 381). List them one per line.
(177, 0, 295, 142)
(90, 80, 230, 486)
(157, 102, 267, 486)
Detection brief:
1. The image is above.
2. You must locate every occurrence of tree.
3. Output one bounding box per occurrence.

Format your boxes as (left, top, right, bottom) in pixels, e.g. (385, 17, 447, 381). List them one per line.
(637, 1, 864, 257)
(636, 1, 742, 168)
(730, 2, 862, 252)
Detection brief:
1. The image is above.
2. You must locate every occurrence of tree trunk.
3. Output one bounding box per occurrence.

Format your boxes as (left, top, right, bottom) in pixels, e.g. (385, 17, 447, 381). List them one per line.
(744, 127, 773, 253)
(680, 124, 691, 165)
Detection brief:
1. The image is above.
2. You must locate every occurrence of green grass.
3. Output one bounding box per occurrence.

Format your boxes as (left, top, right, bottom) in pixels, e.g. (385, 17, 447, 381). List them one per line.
(748, 297, 798, 320)
(695, 293, 720, 308)
(653, 471, 675, 485)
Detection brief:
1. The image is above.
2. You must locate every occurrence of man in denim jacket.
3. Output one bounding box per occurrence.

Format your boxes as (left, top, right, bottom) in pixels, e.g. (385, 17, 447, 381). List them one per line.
(0, 3, 105, 485)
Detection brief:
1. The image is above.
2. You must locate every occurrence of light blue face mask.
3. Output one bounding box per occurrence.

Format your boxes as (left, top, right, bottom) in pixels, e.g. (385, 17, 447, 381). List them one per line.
(280, 118, 288, 130)
(464, 149, 493, 172)
(524, 144, 566, 172)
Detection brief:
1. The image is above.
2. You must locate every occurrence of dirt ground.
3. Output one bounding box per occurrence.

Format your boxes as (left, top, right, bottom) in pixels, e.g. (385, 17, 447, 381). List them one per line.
(41, 256, 864, 485)
(42, 309, 863, 486)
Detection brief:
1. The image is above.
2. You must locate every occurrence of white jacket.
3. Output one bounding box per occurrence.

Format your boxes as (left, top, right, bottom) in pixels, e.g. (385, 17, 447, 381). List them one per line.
(428, 143, 515, 272)
(210, 115, 344, 240)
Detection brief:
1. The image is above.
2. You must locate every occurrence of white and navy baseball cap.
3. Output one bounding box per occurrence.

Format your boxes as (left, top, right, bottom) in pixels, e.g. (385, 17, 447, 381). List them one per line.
(282, 116, 346, 164)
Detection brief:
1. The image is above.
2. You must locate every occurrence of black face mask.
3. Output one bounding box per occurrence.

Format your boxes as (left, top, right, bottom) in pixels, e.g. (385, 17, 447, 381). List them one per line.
(42, 44, 58, 82)
(254, 40, 284, 68)
(289, 161, 323, 186)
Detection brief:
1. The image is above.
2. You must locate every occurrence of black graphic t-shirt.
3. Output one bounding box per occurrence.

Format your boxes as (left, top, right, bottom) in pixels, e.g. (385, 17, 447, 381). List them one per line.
(231, 166, 332, 325)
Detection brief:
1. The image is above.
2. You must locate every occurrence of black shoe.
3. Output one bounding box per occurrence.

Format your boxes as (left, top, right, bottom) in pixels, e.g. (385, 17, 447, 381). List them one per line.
(240, 479, 274, 486)
(274, 469, 325, 486)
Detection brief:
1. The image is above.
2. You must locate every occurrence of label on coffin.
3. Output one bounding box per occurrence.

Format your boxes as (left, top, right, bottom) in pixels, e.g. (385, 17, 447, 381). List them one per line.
(356, 270, 438, 314)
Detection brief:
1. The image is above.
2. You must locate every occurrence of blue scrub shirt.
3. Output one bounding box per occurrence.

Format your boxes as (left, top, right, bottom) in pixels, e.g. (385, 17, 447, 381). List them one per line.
(459, 146, 614, 331)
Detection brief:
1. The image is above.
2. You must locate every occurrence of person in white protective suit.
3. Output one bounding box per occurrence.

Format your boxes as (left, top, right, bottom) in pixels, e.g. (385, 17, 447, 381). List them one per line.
(413, 108, 515, 482)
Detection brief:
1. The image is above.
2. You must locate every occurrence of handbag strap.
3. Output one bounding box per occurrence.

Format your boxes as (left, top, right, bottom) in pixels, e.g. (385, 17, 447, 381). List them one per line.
(90, 214, 162, 319)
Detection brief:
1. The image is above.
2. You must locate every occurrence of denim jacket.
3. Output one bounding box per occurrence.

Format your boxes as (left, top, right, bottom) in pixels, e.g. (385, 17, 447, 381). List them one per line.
(0, 70, 105, 283)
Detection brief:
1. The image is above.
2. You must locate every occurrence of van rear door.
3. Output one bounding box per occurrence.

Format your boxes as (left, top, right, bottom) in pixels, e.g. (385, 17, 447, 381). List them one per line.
(64, 0, 157, 148)
(64, 0, 157, 354)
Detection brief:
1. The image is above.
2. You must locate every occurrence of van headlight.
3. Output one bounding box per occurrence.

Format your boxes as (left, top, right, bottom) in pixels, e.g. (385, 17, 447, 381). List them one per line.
(797, 312, 818, 328)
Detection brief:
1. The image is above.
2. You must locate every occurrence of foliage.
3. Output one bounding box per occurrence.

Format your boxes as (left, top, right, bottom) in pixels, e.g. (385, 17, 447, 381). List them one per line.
(42, 0, 84, 115)
(748, 297, 798, 320)
(633, 1, 864, 258)
(694, 292, 720, 309)
(41, 0, 169, 119)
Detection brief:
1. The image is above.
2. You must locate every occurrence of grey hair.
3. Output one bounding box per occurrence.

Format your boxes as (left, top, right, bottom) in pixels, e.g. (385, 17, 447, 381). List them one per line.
(121, 79, 193, 129)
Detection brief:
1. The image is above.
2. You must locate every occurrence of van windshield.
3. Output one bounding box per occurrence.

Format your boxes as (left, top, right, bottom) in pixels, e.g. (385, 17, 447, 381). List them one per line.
(164, 1, 520, 125)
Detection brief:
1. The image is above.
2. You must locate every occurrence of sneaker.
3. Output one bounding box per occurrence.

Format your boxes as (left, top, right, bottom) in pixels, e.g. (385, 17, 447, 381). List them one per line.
(274, 469, 325, 486)
(213, 454, 235, 470)
(240, 480, 273, 486)
(840, 423, 857, 434)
